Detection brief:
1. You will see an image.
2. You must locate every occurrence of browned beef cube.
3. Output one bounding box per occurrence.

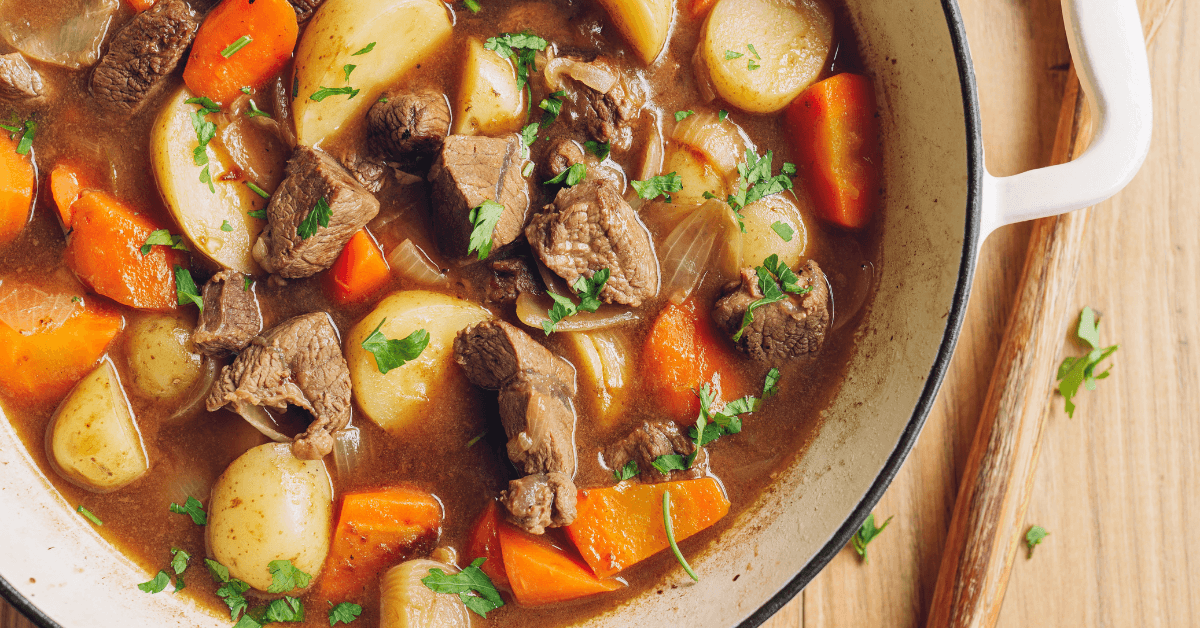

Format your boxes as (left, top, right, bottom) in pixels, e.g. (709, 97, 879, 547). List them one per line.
(487, 256, 541, 304)
(498, 372, 577, 477)
(191, 271, 262, 356)
(712, 260, 831, 361)
(428, 134, 529, 260)
(288, 0, 325, 21)
(605, 421, 708, 483)
(453, 320, 575, 393)
(90, 0, 200, 116)
(0, 53, 43, 101)
(500, 472, 577, 534)
(368, 90, 451, 171)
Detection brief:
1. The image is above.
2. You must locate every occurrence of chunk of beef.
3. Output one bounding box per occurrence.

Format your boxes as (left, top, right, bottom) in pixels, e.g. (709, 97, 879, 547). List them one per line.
(428, 134, 529, 260)
(0, 53, 43, 101)
(191, 271, 262, 356)
(500, 472, 577, 535)
(338, 151, 389, 194)
(526, 178, 658, 307)
(498, 372, 577, 477)
(288, 0, 324, 21)
(254, 146, 381, 278)
(552, 58, 641, 147)
(712, 260, 831, 361)
(90, 0, 200, 116)
(453, 320, 575, 393)
(487, 256, 541, 304)
(606, 421, 708, 483)
(207, 313, 352, 460)
(367, 91, 451, 170)
(539, 137, 624, 192)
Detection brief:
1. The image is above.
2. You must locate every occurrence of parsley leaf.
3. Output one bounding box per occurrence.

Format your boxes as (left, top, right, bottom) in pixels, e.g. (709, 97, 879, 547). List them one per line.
(675, 110, 696, 122)
(762, 367, 781, 399)
(14, 119, 35, 155)
(351, 42, 376, 56)
(328, 602, 362, 625)
(770, 221, 794, 242)
(342, 64, 356, 82)
(484, 32, 548, 114)
(221, 220, 234, 232)
(663, 491, 700, 581)
(261, 596, 304, 622)
(170, 548, 190, 576)
(173, 266, 204, 312)
(140, 229, 189, 255)
(631, 172, 683, 202)
(245, 99, 272, 118)
(138, 571, 171, 594)
(169, 496, 207, 525)
(297, 197, 332, 240)
(851, 513, 892, 563)
(727, 149, 796, 220)
(545, 162, 586, 187)
(463, 0, 481, 11)
(724, 50, 744, 60)
(245, 181, 270, 199)
(584, 140, 611, 160)
(248, 209, 268, 220)
(747, 43, 760, 58)
(467, 199, 506, 259)
(539, 90, 565, 123)
(1056, 306, 1119, 418)
(520, 122, 540, 153)
(267, 560, 312, 594)
(310, 86, 360, 102)
(747, 59, 761, 70)
(652, 454, 689, 475)
(184, 97, 220, 193)
(521, 161, 534, 177)
(233, 617, 261, 628)
(207, 559, 251, 621)
(733, 255, 812, 341)
(421, 557, 504, 618)
(613, 460, 639, 482)
(77, 505, 102, 526)
(1025, 525, 1049, 558)
(542, 269, 610, 334)
(220, 35, 253, 58)
(360, 319, 430, 375)
(718, 110, 729, 122)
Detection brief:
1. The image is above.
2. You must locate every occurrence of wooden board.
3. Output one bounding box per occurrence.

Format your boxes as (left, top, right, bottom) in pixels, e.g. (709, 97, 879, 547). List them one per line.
(1, 0, 1193, 627)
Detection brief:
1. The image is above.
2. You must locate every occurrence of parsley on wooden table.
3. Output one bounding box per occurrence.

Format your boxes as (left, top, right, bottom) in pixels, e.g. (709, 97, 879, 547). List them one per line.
(1056, 306, 1118, 418)
(169, 495, 207, 525)
(733, 254, 813, 341)
(184, 97, 221, 193)
(173, 266, 204, 312)
(1025, 525, 1049, 558)
(329, 602, 362, 625)
(631, 172, 684, 202)
(542, 268, 610, 335)
(468, 199, 505, 259)
(297, 197, 332, 240)
(361, 318, 430, 374)
(852, 513, 892, 563)
(422, 557, 504, 618)
(545, 162, 586, 187)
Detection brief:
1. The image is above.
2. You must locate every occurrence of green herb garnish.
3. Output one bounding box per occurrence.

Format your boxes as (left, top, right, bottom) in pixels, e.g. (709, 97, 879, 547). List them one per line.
(260, 597, 304, 622)
(724, 50, 744, 60)
(267, 560, 312, 594)
(297, 197, 331, 240)
(542, 268, 609, 335)
(852, 513, 892, 563)
(352, 42, 377, 56)
(463, 0, 481, 11)
(342, 64, 356, 82)
(206, 559, 251, 621)
(584, 140, 611, 160)
(328, 602, 362, 625)
(613, 460, 638, 482)
(663, 491, 699, 581)
(1056, 306, 1118, 418)
(248, 209, 267, 220)
(138, 571, 171, 594)
(467, 199, 505, 260)
(483, 32, 548, 115)
(360, 319, 430, 375)
(466, 431, 487, 448)
(727, 148, 796, 220)
(220, 220, 233, 232)
(732, 254, 812, 341)
(169, 495, 207, 525)
(1025, 525, 1049, 558)
(631, 172, 683, 202)
(310, 86, 360, 102)
(245, 181, 270, 199)
(245, 100, 271, 118)
(173, 266, 203, 312)
(220, 35, 253, 58)
(675, 110, 695, 122)
(184, 97, 220, 193)
(545, 162, 586, 187)
(77, 505, 102, 526)
(140, 229, 189, 255)
(421, 557, 504, 618)
(651, 454, 689, 475)
(539, 90, 566, 123)
(718, 110, 729, 122)
(770, 221, 794, 242)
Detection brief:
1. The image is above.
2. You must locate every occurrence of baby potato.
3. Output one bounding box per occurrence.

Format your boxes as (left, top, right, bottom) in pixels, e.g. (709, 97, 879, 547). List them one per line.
(47, 358, 148, 493)
(664, 145, 727, 205)
(453, 38, 526, 136)
(564, 330, 631, 430)
(125, 314, 204, 402)
(740, 191, 809, 268)
(700, 0, 834, 113)
(206, 443, 333, 592)
(379, 559, 470, 628)
(596, 0, 674, 64)
(345, 291, 491, 434)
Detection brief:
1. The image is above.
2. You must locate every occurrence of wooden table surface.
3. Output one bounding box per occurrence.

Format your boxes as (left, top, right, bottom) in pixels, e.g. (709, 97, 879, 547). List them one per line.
(4, 0, 1196, 627)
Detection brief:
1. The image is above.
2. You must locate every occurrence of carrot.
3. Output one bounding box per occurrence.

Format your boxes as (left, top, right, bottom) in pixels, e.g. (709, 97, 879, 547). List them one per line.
(183, 0, 299, 104)
(49, 162, 102, 229)
(327, 230, 390, 305)
(63, 191, 187, 311)
(642, 298, 752, 422)
(497, 520, 623, 605)
(125, 0, 156, 11)
(784, 73, 882, 230)
(0, 132, 34, 246)
(0, 302, 124, 402)
(467, 501, 510, 589)
(318, 487, 442, 600)
(565, 478, 730, 579)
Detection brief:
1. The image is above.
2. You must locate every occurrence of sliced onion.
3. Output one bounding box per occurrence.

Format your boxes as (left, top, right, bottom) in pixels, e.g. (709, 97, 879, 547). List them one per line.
(658, 199, 744, 304)
(672, 110, 751, 184)
(388, 239, 448, 286)
(0, 280, 81, 334)
(233, 403, 292, 443)
(217, 115, 290, 192)
(166, 357, 219, 423)
(333, 426, 363, 478)
(516, 291, 639, 332)
(0, 0, 119, 69)
(636, 123, 665, 183)
(543, 57, 619, 94)
(692, 46, 717, 103)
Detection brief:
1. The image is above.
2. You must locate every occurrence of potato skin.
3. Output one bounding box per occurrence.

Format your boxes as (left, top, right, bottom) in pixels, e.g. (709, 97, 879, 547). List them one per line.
(740, 191, 810, 269)
(125, 314, 204, 401)
(453, 38, 526, 136)
(206, 443, 333, 592)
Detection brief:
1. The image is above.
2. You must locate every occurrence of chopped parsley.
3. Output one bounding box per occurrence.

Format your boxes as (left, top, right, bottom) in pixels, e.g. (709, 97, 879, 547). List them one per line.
(342, 64, 356, 82)
(770, 220, 794, 241)
(747, 58, 761, 70)
(259, 597, 304, 622)
(170, 548, 190, 577)
(169, 495, 207, 525)
(733, 254, 812, 341)
(267, 560, 312, 594)
(463, 0, 481, 11)
(360, 319, 430, 375)
(718, 110, 729, 122)
(297, 197, 332, 240)
(851, 513, 892, 563)
(220, 35, 253, 58)
(173, 266, 204, 312)
(675, 110, 695, 122)
(663, 491, 699, 581)
(245, 99, 271, 118)
(77, 505, 102, 526)
(240, 86, 251, 94)
(206, 559, 251, 621)
(138, 571, 171, 594)
(421, 557, 504, 618)
(539, 90, 565, 123)
(245, 181, 270, 199)
(351, 42, 377, 56)
(12, 119, 34, 155)
(747, 43, 760, 58)
(483, 32, 548, 114)
(521, 161, 534, 177)
(727, 148, 796, 219)
(247, 209, 267, 219)
(1025, 525, 1049, 558)
(542, 269, 609, 335)
(631, 172, 683, 202)
(1056, 306, 1118, 418)
(220, 220, 233, 232)
(520, 122, 540, 149)
(683, 368, 780, 465)
(762, 367, 781, 399)
(243, 275, 253, 291)
(467, 199, 505, 259)
(651, 454, 688, 475)
(185, 97, 221, 193)
(328, 602, 362, 625)
(724, 50, 744, 60)
(310, 86, 360, 102)
(71, 296, 82, 304)
(613, 459, 638, 481)
(584, 140, 611, 160)
(545, 162, 586, 187)
(140, 229, 189, 255)
(378, 96, 389, 104)
(466, 431, 488, 448)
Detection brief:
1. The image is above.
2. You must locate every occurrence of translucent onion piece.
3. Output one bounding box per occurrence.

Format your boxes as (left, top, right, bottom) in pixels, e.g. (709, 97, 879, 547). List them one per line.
(0, 0, 119, 69)
(636, 124, 665, 182)
(565, 330, 631, 429)
(516, 291, 640, 333)
(332, 426, 363, 478)
(543, 56, 619, 94)
(217, 114, 290, 192)
(658, 199, 731, 304)
(166, 357, 219, 423)
(672, 110, 751, 184)
(233, 403, 292, 443)
(0, 280, 81, 334)
(388, 239, 448, 286)
(692, 46, 717, 103)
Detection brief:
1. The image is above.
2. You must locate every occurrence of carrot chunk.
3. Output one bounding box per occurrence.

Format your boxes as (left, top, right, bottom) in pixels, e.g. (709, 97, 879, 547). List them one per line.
(467, 501, 510, 589)
(318, 487, 443, 601)
(125, 0, 157, 11)
(182, 0, 299, 104)
(0, 132, 34, 246)
(327, 230, 390, 305)
(0, 302, 124, 402)
(784, 73, 883, 230)
(565, 478, 730, 578)
(63, 191, 187, 311)
(49, 162, 103, 229)
(497, 521, 623, 606)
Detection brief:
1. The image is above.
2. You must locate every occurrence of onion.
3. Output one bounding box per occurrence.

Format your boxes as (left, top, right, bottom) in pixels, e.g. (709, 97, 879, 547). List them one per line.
(332, 426, 363, 478)
(0, 0, 119, 69)
(515, 291, 640, 332)
(544, 57, 619, 94)
(232, 403, 292, 443)
(217, 114, 290, 192)
(658, 199, 743, 304)
(0, 280, 81, 334)
(636, 123, 665, 183)
(387, 239, 448, 286)
(672, 110, 752, 184)
(692, 46, 717, 103)
(166, 357, 219, 423)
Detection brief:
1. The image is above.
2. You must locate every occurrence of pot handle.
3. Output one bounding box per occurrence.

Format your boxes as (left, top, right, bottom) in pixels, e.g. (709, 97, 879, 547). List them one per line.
(979, 0, 1152, 238)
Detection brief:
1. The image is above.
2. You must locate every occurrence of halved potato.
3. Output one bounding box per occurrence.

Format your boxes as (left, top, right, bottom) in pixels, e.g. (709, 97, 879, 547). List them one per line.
(346, 291, 491, 434)
(740, 191, 810, 268)
(151, 86, 268, 275)
(125, 314, 204, 402)
(453, 37, 526, 136)
(47, 357, 149, 493)
(294, 0, 453, 146)
(664, 145, 726, 205)
(700, 0, 834, 113)
(596, 0, 674, 64)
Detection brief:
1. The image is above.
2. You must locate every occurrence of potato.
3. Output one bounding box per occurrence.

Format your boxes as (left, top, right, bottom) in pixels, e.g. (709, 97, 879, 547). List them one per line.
(47, 358, 148, 493)
(596, 0, 674, 64)
(664, 145, 726, 205)
(346, 291, 491, 434)
(453, 37, 527, 136)
(565, 331, 631, 429)
(206, 443, 333, 592)
(125, 314, 204, 401)
(293, 0, 453, 145)
(700, 0, 833, 113)
(379, 559, 470, 628)
(151, 86, 268, 275)
(740, 191, 809, 268)
(671, 109, 748, 184)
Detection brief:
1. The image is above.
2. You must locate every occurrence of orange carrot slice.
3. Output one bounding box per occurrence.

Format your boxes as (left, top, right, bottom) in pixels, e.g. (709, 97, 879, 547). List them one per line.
(0, 132, 34, 246)
(0, 302, 124, 402)
(497, 521, 623, 605)
(327, 230, 390, 305)
(183, 0, 299, 104)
